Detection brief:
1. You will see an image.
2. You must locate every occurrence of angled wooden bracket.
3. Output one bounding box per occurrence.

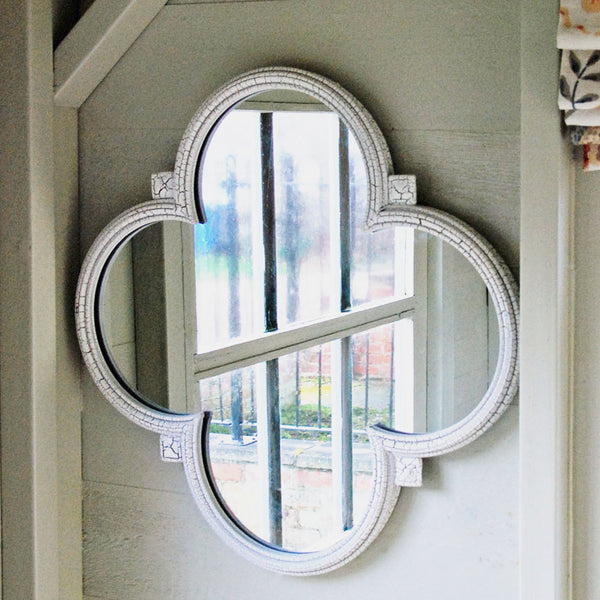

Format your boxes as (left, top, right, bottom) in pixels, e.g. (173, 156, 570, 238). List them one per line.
(54, 0, 167, 107)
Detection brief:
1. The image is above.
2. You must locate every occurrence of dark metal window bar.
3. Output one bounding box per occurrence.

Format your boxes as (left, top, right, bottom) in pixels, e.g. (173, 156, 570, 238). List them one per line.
(206, 114, 400, 542)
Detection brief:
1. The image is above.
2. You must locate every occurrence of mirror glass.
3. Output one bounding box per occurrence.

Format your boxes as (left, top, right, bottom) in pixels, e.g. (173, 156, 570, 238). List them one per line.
(99, 226, 499, 429)
(97, 89, 500, 551)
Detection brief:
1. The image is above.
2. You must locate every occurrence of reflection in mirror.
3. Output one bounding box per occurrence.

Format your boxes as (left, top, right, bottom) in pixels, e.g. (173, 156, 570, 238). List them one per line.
(99, 221, 197, 413)
(204, 336, 375, 552)
(97, 88, 499, 551)
(99, 226, 498, 428)
(99, 89, 500, 425)
(196, 89, 378, 349)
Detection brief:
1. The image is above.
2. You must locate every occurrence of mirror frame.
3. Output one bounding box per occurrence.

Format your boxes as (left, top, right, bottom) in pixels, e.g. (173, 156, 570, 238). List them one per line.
(76, 67, 519, 575)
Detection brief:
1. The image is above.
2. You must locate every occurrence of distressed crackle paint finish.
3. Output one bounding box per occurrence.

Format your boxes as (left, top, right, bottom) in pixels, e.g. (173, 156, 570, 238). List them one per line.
(75, 67, 519, 576)
(388, 175, 417, 205)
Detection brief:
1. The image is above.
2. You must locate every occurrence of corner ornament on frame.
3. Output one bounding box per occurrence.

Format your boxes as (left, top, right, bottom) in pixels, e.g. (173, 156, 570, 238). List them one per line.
(75, 67, 519, 576)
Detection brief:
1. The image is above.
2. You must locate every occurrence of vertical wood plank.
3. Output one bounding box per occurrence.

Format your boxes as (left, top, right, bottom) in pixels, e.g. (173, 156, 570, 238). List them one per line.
(54, 106, 84, 599)
(0, 0, 61, 597)
(519, 1, 574, 598)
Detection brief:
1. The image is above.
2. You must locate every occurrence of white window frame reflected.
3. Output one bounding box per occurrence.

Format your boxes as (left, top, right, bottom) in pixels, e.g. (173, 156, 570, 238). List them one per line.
(190, 105, 423, 548)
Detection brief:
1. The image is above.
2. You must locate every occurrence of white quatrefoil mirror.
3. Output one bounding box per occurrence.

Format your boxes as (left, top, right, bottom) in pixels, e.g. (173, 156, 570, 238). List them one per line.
(76, 67, 519, 575)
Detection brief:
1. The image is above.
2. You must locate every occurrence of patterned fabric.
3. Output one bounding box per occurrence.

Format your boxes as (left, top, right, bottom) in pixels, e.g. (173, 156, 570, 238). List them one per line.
(559, 0, 600, 48)
(583, 143, 600, 169)
(569, 125, 600, 144)
(570, 125, 587, 144)
(559, 50, 600, 111)
(556, 3, 600, 167)
(564, 106, 600, 124)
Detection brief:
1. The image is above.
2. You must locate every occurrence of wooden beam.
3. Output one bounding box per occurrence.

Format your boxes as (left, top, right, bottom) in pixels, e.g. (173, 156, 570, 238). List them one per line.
(54, 0, 167, 108)
(0, 0, 60, 596)
(519, 1, 574, 598)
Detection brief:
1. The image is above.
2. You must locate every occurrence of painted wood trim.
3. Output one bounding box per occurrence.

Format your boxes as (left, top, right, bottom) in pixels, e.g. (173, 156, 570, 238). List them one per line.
(182, 413, 401, 575)
(53, 0, 167, 108)
(519, 1, 574, 598)
(54, 106, 83, 598)
(76, 200, 197, 433)
(193, 297, 416, 380)
(172, 67, 393, 226)
(0, 1, 60, 597)
(367, 203, 519, 457)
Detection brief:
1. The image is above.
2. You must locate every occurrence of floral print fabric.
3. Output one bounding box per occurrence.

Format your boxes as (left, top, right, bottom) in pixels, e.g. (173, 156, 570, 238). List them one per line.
(564, 106, 600, 125)
(570, 125, 600, 144)
(569, 126, 600, 170)
(559, 0, 600, 48)
(558, 2, 600, 168)
(559, 49, 600, 112)
(583, 143, 600, 170)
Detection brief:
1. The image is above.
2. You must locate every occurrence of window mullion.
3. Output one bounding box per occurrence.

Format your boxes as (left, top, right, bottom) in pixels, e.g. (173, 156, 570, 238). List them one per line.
(410, 230, 428, 431)
(265, 358, 282, 545)
(340, 336, 354, 530)
(338, 119, 354, 530)
(221, 153, 244, 442)
(261, 112, 277, 333)
(339, 120, 351, 313)
(393, 228, 427, 433)
(194, 297, 416, 379)
(258, 111, 283, 546)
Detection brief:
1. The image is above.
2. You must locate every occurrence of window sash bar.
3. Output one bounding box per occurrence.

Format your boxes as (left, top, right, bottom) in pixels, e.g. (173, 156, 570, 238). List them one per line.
(340, 336, 354, 530)
(194, 296, 416, 380)
(224, 154, 243, 440)
(261, 112, 277, 333)
(339, 120, 353, 529)
(339, 120, 351, 312)
(265, 358, 282, 546)
(230, 371, 243, 442)
(260, 111, 282, 545)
